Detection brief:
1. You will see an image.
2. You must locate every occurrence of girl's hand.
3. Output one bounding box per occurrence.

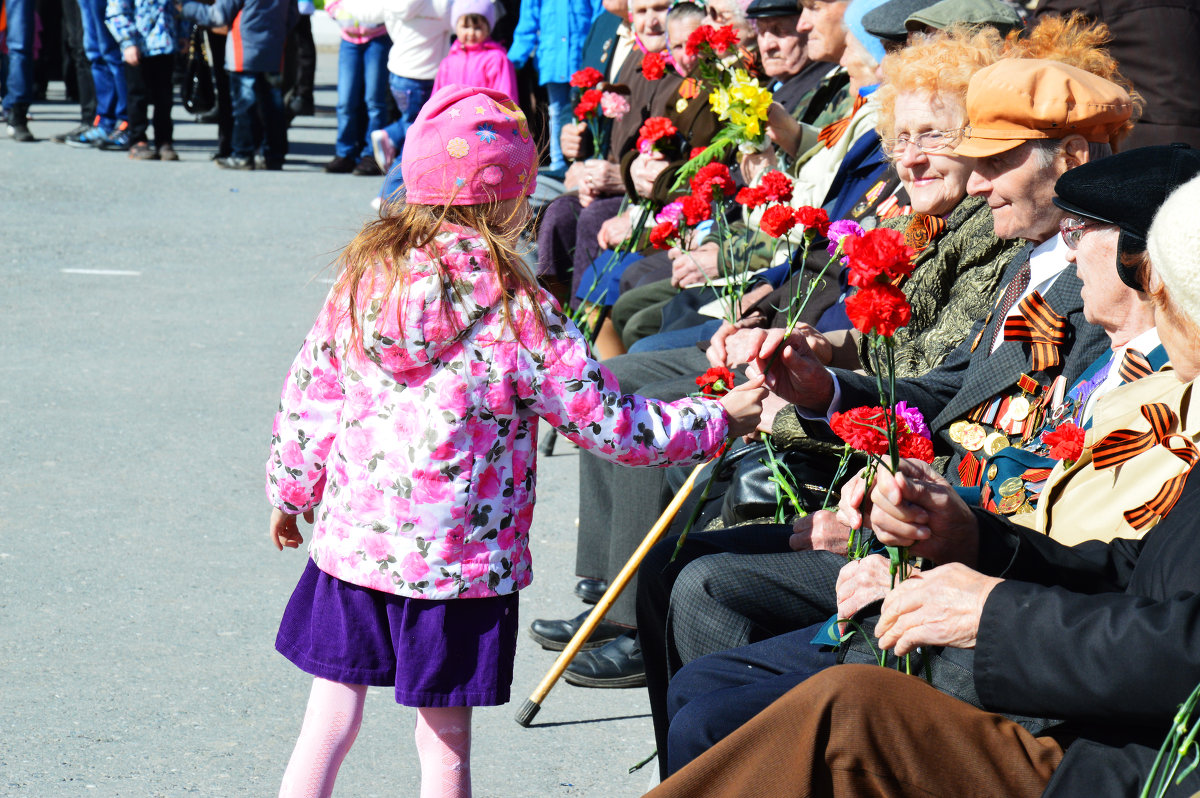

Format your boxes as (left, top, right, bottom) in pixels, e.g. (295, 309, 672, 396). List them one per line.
(123, 45, 140, 66)
(270, 507, 314, 551)
(718, 374, 768, 438)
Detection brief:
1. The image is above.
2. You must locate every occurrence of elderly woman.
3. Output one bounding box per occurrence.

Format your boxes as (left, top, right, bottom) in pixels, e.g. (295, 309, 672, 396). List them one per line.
(644, 152, 1200, 798)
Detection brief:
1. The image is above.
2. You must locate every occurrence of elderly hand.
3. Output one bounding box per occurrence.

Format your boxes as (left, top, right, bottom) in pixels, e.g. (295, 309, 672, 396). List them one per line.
(743, 327, 836, 413)
(766, 102, 803, 157)
(739, 147, 779, 186)
(597, 212, 633, 249)
(631, 151, 670, 198)
(836, 554, 898, 626)
(561, 121, 587, 162)
(789, 509, 850, 555)
(867, 460, 980, 566)
(270, 507, 314, 551)
(874, 563, 1002, 656)
(670, 242, 720, 288)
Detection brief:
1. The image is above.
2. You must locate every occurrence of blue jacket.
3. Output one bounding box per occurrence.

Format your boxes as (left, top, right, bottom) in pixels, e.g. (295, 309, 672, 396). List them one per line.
(105, 0, 190, 57)
(507, 0, 604, 85)
(181, 0, 298, 73)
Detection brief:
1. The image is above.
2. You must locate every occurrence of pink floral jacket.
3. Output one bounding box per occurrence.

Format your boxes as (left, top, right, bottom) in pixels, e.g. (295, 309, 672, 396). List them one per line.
(266, 226, 730, 600)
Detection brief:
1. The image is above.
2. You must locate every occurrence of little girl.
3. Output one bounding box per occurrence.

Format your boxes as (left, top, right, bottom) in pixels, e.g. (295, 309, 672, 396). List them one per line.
(265, 84, 765, 798)
(432, 0, 518, 102)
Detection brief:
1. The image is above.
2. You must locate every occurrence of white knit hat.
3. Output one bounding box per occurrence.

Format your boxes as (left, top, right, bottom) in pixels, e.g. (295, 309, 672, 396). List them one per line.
(1147, 174, 1200, 327)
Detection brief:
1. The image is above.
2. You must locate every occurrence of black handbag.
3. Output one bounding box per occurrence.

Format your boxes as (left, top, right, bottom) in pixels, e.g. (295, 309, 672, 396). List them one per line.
(719, 441, 854, 527)
(181, 27, 216, 116)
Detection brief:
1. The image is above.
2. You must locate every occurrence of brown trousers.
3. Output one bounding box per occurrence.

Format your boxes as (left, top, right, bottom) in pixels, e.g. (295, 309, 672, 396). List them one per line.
(645, 665, 1064, 798)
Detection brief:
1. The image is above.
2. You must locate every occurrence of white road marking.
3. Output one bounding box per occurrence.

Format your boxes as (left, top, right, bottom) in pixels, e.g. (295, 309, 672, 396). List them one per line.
(61, 268, 142, 276)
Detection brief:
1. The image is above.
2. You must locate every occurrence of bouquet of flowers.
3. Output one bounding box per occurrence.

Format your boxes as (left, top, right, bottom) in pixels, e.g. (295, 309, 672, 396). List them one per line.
(570, 67, 630, 158)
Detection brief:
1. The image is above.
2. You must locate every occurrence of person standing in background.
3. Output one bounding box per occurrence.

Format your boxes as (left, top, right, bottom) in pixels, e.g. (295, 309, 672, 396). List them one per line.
(323, 0, 391, 176)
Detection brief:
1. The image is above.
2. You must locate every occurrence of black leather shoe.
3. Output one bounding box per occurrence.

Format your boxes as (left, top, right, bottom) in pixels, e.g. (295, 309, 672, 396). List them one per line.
(563, 632, 645, 688)
(528, 609, 626, 651)
(574, 578, 608, 605)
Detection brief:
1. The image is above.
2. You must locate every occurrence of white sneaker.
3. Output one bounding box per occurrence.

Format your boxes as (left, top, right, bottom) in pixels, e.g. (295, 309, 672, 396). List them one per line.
(370, 129, 395, 173)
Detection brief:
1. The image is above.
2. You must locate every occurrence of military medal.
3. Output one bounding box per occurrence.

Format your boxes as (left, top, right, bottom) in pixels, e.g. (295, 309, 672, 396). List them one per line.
(998, 477, 1024, 498)
(987, 463, 999, 481)
(998, 491, 1026, 514)
(949, 420, 970, 444)
(1009, 396, 1031, 422)
(961, 424, 987, 452)
(984, 432, 1009, 456)
(676, 97, 689, 113)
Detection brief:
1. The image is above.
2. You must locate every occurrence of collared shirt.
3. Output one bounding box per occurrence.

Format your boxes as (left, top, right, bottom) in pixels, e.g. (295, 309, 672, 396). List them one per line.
(988, 235, 1072, 354)
(611, 23, 635, 83)
(1080, 327, 1163, 423)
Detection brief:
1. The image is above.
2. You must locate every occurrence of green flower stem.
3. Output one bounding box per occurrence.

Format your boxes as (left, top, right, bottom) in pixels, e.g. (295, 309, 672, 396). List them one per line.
(670, 441, 733, 562)
(569, 199, 651, 338)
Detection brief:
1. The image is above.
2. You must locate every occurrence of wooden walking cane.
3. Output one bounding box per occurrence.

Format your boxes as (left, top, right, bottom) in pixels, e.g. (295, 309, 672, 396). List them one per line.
(515, 460, 709, 726)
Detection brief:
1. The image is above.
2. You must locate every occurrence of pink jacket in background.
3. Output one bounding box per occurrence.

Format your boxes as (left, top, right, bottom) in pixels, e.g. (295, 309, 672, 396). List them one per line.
(433, 39, 519, 103)
(266, 225, 729, 600)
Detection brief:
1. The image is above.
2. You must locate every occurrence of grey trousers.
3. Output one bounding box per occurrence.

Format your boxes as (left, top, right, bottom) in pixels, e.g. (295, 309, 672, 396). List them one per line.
(573, 345, 715, 626)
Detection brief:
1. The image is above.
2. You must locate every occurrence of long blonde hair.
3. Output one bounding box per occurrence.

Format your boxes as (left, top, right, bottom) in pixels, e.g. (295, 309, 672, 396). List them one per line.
(335, 197, 545, 354)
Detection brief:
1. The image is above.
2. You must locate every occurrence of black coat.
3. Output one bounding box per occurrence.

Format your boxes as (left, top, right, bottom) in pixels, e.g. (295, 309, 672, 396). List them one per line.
(972, 468, 1200, 797)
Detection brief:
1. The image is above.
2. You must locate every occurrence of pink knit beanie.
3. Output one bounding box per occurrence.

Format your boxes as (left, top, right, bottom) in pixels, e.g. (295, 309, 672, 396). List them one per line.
(401, 84, 538, 206)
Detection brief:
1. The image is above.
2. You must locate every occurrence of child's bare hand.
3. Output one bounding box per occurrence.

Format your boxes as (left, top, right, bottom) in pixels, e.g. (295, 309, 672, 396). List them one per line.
(718, 374, 767, 438)
(270, 507, 314, 551)
(123, 45, 139, 66)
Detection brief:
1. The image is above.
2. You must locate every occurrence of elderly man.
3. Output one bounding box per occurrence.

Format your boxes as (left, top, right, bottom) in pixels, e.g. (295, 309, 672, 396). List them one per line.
(632, 57, 1130, 777)
(644, 160, 1200, 798)
(655, 144, 1200, 779)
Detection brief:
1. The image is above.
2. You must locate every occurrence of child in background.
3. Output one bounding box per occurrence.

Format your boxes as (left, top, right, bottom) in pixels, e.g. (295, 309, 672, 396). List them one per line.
(265, 84, 765, 798)
(180, 0, 297, 170)
(105, 0, 187, 160)
(323, 0, 391, 175)
(433, 0, 518, 102)
(507, 0, 603, 179)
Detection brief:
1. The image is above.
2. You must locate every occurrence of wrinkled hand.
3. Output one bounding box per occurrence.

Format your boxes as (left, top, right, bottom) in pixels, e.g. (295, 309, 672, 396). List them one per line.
(563, 160, 587, 192)
(789, 508, 850, 555)
(718, 374, 769, 438)
(875, 563, 1002, 656)
(582, 159, 623, 196)
(597, 212, 633, 249)
(867, 460, 980, 566)
(561, 121, 586, 162)
(835, 468, 871, 532)
(670, 243, 719, 288)
(631, 151, 669, 198)
(708, 319, 769, 368)
(766, 102, 803, 157)
(755, 390, 788, 436)
(743, 327, 835, 413)
(739, 148, 779, 186)
(836, 553, 904, 625)
(270, 507, 314, 550)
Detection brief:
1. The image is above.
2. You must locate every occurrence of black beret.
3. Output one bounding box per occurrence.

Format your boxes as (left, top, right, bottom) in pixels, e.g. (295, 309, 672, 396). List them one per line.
(1053, 144, 1200, 290)
(861, 0, 938, 43)
(746, 0, 801, 18)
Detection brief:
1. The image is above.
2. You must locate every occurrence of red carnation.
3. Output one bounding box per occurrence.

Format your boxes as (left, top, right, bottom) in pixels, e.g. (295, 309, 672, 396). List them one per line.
(845, 283, 912, 337)
(570, 67, 603, 89)
(843, 227, 915, 288)
(689, 146, 707, 159)
(831, 406, 892, 455)
(760, 205, 797, 238)
(898, 432, 935, 463)
(793, 206, 830, 235)
(691, 162, 735, 202)
(1042, 422, 1085, 464)
(685, 25, 713, 57)
(696, 366, 736, 397)
(650, 221, 678, 250)
(642, 51, 666, 81)
(681, 194, 712, 225)
(574, 88, 603, 119)
(760, 170, 794, 203)
(709, 24, 740, 54)
(637, 116, 677, 149)
(736, 186, 768, 209)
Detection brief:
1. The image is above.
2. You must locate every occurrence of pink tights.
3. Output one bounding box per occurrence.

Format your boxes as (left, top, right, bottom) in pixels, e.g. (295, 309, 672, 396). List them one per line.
(278, 678, 472, 798)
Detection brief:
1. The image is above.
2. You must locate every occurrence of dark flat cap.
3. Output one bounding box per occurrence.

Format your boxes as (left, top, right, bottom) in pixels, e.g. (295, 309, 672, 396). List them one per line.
(861, 0, 937, 43)
(746, 0, 800, 19)
(1053, 144, 1200, 289)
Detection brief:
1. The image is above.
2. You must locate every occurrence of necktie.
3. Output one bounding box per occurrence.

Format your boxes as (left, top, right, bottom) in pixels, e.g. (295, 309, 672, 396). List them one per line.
(989, 257, 1032, 351)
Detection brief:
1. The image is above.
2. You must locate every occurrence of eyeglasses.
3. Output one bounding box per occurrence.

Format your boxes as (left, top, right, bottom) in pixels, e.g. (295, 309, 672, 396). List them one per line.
(1058, 217, 1105, 249)
(880, 129, 966, 160)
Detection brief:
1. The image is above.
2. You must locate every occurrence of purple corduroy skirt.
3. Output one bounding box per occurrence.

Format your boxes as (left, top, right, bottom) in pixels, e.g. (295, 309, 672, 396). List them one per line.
(276, 558, 519, 707)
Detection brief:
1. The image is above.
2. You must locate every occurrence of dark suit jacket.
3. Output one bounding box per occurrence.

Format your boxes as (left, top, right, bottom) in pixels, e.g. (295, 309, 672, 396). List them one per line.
(834, 249, 1109, 483)
(1037, 0, 1200, 149)
(580, 11, 624, 80)
(971, 469, 1200, 798)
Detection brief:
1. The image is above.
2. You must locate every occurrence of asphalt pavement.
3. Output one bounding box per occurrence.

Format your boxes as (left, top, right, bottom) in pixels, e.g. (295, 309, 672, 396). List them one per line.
(0, 62, 664, 797)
